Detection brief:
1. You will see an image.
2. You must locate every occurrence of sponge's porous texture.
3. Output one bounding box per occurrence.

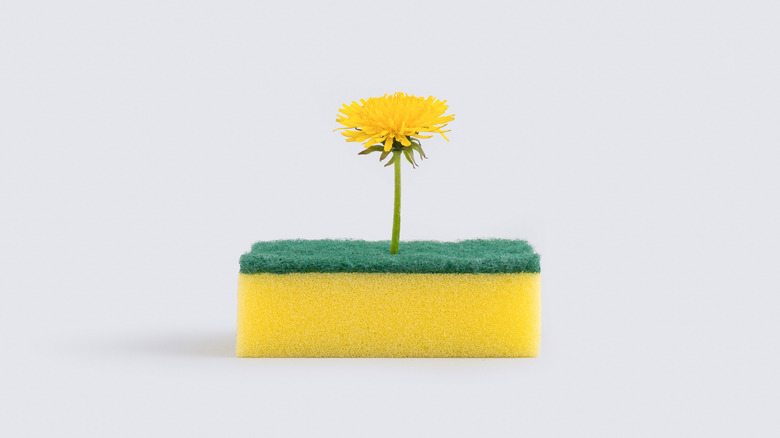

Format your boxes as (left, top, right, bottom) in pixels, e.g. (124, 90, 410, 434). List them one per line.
(240, 239, 540, 274)
(237, 272, 540, 358)
(237, 240, 541, 358)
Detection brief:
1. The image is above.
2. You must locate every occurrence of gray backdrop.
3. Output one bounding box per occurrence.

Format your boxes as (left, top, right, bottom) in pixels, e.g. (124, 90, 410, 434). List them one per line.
(1, 1, 778, 436)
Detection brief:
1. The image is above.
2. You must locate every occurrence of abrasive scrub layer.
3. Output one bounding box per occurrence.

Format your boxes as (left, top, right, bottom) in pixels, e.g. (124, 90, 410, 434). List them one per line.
(237, 240, 541, 358)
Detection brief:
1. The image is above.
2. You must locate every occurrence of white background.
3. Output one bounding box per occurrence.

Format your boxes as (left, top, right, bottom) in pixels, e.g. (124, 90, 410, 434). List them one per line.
(2, 1, 779, 436)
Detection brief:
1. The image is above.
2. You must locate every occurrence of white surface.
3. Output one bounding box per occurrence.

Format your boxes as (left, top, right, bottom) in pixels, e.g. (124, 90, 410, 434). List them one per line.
(1, 1, 779, 436)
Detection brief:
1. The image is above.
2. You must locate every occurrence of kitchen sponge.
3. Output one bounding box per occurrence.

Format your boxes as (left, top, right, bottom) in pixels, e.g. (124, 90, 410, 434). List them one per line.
(237, 240, 541, 358)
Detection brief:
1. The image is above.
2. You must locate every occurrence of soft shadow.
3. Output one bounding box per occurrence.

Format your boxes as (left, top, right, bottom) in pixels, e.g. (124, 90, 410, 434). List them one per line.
(85, 332, 236, 358)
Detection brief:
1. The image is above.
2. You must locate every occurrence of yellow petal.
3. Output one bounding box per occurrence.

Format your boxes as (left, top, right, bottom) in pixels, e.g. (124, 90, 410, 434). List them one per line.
(364, 135, 382, 146)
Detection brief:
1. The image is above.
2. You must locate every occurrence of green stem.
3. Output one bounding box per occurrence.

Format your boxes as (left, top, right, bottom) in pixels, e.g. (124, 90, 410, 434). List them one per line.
(390, 151, 401, 254)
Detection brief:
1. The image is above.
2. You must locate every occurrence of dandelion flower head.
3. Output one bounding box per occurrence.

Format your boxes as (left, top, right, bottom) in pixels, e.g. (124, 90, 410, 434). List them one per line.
(336, 92, 454, 152)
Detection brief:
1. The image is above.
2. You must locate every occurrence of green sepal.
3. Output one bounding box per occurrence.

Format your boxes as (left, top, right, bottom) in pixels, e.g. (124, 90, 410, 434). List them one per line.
(384, 151, 399, 167)
(402, 147, 418, 168)
(358, 145, 384, 155)
(410, 143, 427, 160)
(379, 150, 391, 161)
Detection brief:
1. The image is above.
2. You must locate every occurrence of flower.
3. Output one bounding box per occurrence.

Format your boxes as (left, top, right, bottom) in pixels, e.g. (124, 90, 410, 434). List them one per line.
(336, 92, 454, 152)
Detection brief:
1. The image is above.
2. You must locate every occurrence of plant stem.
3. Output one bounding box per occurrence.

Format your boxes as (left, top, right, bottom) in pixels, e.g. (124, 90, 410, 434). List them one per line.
(390, 151, 401, 254)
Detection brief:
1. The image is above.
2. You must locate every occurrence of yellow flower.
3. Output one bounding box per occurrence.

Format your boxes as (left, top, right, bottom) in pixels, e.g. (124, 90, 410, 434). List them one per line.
(336, 92, 454, 152)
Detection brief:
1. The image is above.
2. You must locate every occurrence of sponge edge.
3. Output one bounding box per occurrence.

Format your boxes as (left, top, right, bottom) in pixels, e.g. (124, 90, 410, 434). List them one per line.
(237, 273, 541, 358)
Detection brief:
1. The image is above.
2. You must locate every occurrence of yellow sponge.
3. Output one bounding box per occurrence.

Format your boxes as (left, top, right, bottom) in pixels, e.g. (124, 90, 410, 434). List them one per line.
(237, 273, 541, 358)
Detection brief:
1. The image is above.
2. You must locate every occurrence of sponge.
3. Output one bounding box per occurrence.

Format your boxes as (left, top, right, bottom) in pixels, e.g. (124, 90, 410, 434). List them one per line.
(237, 240, 541, 358)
